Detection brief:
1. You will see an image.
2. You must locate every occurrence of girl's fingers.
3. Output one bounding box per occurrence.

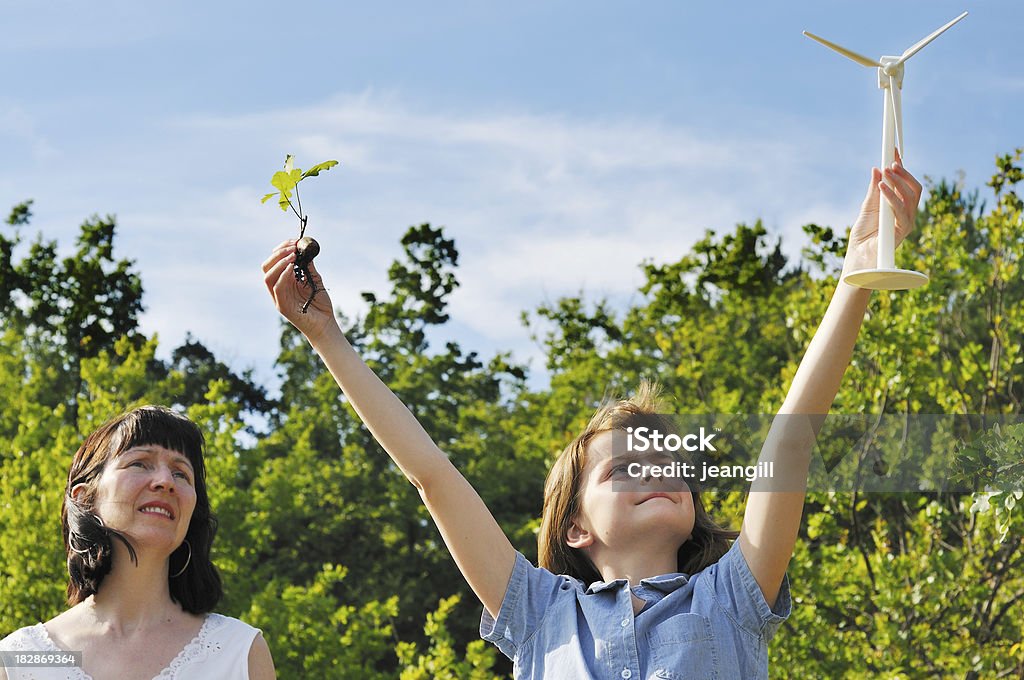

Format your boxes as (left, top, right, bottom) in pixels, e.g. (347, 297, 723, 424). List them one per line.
(883, 167, 914, 207)
(878, 180, 903, 212)
(862, 167, 883, 208)
(879, 181, 914, 230)
(264, 249, 295, 298)
(885, 164, 921, 227)
(272, 264, 300, 312)
(891, 152, 923, 200)
(261, 240, 298, 273)
(887, 163, 922, 204)
(892, 150, 922, 193)
(889, 151, 918, 236)
(299, 258, 326, 291)
(305, 258, 322, 280)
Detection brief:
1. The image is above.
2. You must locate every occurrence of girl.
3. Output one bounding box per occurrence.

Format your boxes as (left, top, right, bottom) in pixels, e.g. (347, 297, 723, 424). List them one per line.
(262, 159, 922, 678)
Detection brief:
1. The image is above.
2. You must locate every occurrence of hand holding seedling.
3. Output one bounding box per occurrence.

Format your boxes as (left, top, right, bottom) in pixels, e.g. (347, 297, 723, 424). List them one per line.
(261, 154, 339, 313)
(263, 238, 338, 344)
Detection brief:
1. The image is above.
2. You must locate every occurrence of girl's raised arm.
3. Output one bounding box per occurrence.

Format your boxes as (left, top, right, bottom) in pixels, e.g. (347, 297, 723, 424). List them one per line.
(262, 242, 516, 618)
(738, 159, 923, 609)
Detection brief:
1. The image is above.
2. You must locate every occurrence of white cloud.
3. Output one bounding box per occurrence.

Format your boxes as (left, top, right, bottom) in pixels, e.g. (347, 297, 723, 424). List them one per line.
(11, 92, 871, 393)
(0, 107, 60, 163)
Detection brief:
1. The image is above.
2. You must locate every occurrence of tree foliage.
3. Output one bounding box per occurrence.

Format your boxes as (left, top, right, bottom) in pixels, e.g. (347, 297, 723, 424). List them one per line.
(2, 149, 1023, 677)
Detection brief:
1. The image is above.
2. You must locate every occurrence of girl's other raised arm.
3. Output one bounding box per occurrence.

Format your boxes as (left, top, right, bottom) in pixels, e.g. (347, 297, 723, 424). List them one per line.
(262, 241, 516, 618)
(739, 159, 923, 608)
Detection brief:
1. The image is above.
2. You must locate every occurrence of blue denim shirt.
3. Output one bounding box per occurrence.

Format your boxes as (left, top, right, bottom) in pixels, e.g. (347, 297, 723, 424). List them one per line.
(480, 540, 791, 679)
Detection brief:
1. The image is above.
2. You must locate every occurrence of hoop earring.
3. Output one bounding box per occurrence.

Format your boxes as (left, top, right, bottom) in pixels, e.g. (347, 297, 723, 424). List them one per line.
(170, 540, 192, 578)
(68, 513, 106, 555)
(68, 537, 92, 555)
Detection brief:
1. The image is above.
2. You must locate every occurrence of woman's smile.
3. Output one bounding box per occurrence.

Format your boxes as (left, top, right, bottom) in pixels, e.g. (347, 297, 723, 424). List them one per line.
(138, 501, 176, 520)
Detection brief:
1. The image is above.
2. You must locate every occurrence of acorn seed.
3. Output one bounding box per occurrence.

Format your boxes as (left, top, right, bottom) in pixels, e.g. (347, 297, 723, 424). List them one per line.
(295, 237, 320, 266)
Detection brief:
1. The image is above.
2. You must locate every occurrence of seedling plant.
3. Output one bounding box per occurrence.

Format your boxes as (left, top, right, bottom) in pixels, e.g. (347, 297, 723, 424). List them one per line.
(262, 154, 339, 313)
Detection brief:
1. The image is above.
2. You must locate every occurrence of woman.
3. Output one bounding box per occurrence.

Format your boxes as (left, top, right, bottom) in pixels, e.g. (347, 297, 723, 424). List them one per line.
(0, 405, 275, 680)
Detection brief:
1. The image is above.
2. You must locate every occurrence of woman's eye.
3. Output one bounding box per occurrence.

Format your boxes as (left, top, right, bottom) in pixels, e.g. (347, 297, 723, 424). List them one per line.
(173, 471, 191, 482)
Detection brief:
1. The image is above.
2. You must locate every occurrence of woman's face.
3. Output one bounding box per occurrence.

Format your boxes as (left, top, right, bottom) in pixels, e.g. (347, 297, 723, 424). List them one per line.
(569, 430, 695, 555)
(85, 444, 197, 556)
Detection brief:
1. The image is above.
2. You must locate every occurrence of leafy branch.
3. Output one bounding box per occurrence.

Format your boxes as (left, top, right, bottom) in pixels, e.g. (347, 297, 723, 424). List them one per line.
(261, 154, 339, 313)
(261, 154, 339, 237)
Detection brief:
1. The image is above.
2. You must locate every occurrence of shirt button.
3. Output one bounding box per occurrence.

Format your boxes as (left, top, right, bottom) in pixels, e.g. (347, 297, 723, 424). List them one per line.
(620, 617, 629, 627)
(621, 670, 632, 679)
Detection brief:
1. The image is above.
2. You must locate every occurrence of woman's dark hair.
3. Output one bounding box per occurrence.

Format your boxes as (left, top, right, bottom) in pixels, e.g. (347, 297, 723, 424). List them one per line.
(61, 405, 223, 613)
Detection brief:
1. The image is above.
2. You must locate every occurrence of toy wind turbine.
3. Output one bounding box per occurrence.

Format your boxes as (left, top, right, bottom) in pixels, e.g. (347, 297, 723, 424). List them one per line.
(803, 11, 968, 290)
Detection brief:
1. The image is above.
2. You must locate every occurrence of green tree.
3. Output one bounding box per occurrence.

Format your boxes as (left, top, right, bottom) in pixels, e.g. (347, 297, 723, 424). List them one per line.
(5, 151, 1024, 677)
(1, 205, 145, 422)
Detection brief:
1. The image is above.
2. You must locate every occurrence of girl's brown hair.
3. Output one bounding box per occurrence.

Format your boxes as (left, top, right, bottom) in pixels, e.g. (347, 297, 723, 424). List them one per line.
(61, 405, 223, 613)
(538, 381, 737, 584)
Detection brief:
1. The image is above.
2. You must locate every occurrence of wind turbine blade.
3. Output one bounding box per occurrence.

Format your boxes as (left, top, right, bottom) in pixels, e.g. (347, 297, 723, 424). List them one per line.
(890, 75, 904, 159)
(897, 11, 968, 65)
(802, 31, 882, 68)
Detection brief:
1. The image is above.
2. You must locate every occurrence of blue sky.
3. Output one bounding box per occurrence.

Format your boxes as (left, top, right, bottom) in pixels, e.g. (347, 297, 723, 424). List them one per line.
(3, 1, 1021, 394)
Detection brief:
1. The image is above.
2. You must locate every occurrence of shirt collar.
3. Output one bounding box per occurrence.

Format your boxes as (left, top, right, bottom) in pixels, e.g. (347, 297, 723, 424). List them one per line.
(585, 572, 690, 595)
(639, 573, 690, 593)
(585, 579, 625, 594)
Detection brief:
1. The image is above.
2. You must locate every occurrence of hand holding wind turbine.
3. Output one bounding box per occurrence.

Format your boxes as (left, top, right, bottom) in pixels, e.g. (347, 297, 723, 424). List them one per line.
(803, 11, 968, 290)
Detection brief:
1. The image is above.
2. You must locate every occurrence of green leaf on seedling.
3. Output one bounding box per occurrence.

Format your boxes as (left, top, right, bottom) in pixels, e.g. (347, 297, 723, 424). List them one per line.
(270, 170, 301, 211)
(302, 160, 339, 179)
(273, 169, 302, 189)
(262, 156, 339, 211)
(271, 172, 294, 193)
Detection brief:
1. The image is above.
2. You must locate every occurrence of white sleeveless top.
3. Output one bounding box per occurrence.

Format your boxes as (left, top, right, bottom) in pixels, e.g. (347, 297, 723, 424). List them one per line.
(0, 613, 260, 680)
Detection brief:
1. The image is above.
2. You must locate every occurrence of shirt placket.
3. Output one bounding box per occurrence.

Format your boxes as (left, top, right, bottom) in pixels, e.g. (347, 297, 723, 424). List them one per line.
(614, 584, 640, 680)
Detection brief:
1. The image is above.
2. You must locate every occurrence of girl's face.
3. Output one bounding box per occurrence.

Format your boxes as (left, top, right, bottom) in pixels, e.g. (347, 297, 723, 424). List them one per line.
(568, 430, 695, 558)
(84, 444, 197, 556)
